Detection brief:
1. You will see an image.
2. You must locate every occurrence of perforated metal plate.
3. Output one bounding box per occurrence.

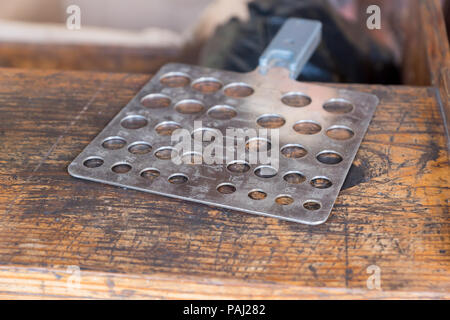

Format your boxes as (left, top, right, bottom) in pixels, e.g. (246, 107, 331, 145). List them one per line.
(68, 63, 378, 224)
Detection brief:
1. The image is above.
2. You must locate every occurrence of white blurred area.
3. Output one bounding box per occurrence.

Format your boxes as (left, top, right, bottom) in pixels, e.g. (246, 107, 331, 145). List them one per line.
(0, 0, 213, 31)
(0, 0, 251, 47)
(69, 0, 213, 32)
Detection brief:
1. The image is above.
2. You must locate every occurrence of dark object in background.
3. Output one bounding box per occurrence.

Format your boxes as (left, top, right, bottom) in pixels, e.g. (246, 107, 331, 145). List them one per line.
(444, 0, 450, 38)
(199, 0, 401, 84)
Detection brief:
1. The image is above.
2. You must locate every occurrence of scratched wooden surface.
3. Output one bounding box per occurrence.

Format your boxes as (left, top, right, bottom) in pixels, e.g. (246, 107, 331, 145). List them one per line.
(0, 67, 448, 299)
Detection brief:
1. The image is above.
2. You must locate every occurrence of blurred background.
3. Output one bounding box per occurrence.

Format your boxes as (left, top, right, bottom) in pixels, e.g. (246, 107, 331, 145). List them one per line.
(0, 0, 448, 84)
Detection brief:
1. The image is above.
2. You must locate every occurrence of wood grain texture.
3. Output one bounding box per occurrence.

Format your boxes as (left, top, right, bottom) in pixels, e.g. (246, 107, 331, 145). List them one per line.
(418, 0, 450, 146)
(402, 0, 432, 86)
(0, 42, 180, 73)
(0, 68, 448, 299)
(420, 0, 450, 87)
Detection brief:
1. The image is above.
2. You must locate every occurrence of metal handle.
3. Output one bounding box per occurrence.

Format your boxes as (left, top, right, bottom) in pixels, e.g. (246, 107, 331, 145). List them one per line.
(258, 18, 322, 79)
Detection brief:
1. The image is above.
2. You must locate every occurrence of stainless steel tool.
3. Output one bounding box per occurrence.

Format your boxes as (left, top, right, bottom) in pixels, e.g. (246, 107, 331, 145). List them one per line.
(68, 18, 378, 225)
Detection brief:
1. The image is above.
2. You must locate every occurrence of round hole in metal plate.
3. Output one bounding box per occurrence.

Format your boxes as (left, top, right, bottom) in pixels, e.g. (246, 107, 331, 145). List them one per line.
(191, 127, 220, 142)
(303, 200, 321, 211)
(174, 99, 205, 114)
(159, 72, 191, 87)
(208, 105, 237, 120)
(121, 115, 148, 129)
(323, 98, 354, 114)
(128, 142, 152, 155)
(283, 171, 306, 184)
(280, 144, 308, 158)
(316, 150, 343, 165)
(310, 176, 333, 189)
(181, 152, 203, 165)
(168, 173, 188, 184)
(281, 92, 312, 107)
(227, 160, 250, 173)
(102, 136, 126, 150)
(326, 125, 355, 140)
(155, 121, 182, 136)
(293, 120, 321, 135)
(223, 82, 254, 98)
(248, 189, 267, 200)
(140, 93, 171, 109)
(83, 157, 104, 168)
(192, 77, 223, 93)
(256, 114, 286, 128)
(217, 183, 236, 194)
(111, 162, 132, 174)
(245, 137, 271, 152)
(140, 168, 160, 181)
(254, 165, 277, 178)
(154, 146, 178, 160)
(275, 195, 294, 205)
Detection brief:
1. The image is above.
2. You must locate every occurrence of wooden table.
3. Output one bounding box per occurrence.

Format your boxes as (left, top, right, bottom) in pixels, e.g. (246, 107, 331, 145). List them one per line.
(0, 2, 449, 300)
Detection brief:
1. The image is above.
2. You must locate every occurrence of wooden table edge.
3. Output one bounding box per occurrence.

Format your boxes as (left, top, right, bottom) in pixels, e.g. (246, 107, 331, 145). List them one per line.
(0, 265, 448, 300)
